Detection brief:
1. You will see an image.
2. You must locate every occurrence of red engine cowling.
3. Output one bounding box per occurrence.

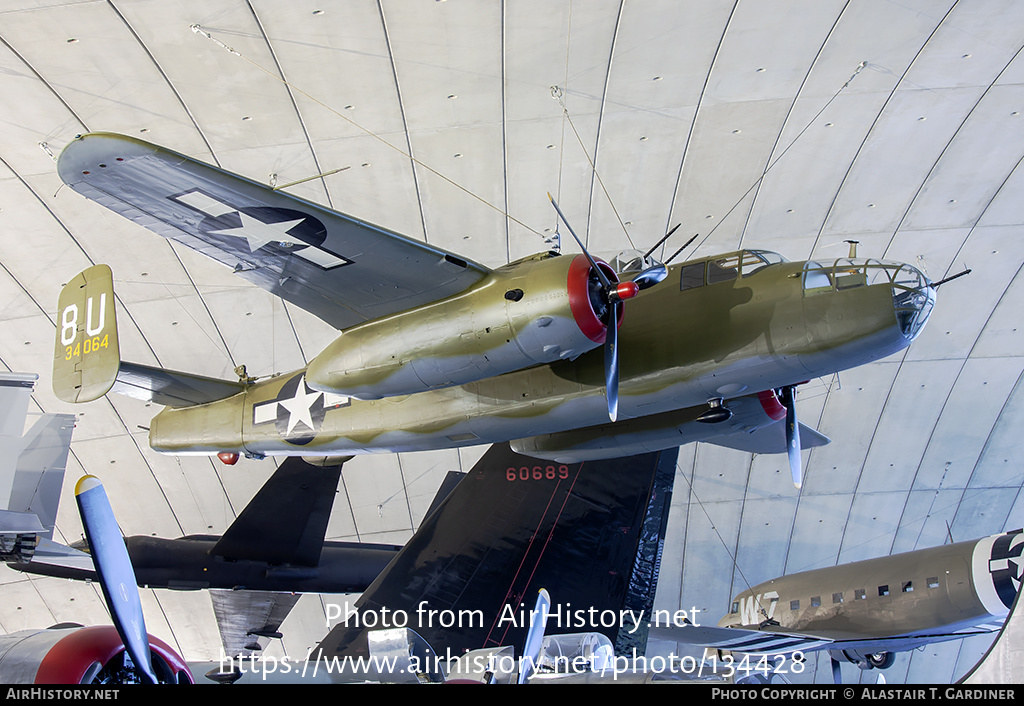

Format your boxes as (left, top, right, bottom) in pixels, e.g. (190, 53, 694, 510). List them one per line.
(0, 625, 193, 684)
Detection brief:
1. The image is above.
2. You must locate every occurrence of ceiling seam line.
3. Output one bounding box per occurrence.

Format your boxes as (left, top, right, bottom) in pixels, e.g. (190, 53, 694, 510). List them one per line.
(206, 455, 238, 525)
(397, 453, 413, 532)
(0, 153, 163, 368)
(501, 0, 510, 264)
(737, 0, 852, 252)
(940, 148, 1024, 283)
(833, 351, 912, 564)
(947, 274, 1024, 533)
(162, 241, 237, 370)
(245, 0, 333, 209)
(949, 364, 1024, 535)
(583, 0, 624, 249)
(339, 467, 360, 543)
(108, 0, 239, 372)
(890, 252, 1024, 549)
(104, 395, 186, 537)
(664, 0, 739, 245)
(882, 40, 1024, 264)
(809, 0, 962, 255)
(377, 0, 429, 245)
(106, 0, 220, 166)
(0, 33, 88, 133)
(673, 448, 695, 612)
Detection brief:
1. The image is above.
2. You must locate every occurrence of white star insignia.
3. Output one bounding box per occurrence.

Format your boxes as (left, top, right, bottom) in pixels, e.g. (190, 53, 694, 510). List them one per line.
(279, 377, 321, 434)
(210, 212, 307, 252)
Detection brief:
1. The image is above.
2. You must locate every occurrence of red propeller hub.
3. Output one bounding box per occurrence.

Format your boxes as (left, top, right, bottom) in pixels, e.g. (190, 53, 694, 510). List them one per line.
(614, 281, 640, 301)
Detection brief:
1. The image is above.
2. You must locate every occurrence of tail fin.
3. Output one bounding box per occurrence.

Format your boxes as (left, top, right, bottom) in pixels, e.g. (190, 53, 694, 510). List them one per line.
(0, 372, 75, 563)
(53, 266, 245, 407)
(53, 264, 119, 403)
(314, 442, 678, 661)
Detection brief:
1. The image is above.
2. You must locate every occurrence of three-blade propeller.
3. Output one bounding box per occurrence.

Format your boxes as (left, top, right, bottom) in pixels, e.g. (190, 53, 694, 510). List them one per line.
(75, 475, 158, 684)
(547, 194, 668, 421)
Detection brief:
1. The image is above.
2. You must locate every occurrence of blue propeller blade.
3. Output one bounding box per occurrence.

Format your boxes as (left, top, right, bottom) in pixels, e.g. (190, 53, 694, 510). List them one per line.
(76, 475, 157, 684)
(518, 588, 551, 684)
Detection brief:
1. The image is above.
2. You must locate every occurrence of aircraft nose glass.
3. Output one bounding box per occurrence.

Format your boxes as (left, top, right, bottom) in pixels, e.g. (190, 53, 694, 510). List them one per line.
(806, 259, 936, 340)
(890, 263, 935, 339)
(867, 261, 935, 339)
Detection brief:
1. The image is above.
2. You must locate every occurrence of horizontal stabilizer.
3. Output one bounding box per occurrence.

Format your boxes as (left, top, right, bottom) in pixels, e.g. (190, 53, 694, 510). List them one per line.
(112, 362, 245, 408)
(707, 421, 830, 455)
(0, 510, 45, 534)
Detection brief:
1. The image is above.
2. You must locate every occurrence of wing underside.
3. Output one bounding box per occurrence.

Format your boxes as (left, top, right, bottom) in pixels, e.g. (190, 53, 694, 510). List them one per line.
(57, 133, 490, 330)
(650, 621, 1001, 657)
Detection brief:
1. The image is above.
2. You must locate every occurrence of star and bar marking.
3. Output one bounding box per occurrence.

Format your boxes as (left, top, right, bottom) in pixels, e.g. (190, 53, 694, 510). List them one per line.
(171, 190, 351, 269)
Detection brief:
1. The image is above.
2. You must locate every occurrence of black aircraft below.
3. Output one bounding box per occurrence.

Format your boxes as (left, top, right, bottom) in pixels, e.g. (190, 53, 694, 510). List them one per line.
(9, 457, 402, 659)
(305, 441, 678, 683)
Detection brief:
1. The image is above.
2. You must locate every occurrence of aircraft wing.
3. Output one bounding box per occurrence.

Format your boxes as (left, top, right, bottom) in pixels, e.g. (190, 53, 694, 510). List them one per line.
(57, 133, 491, 330)
(210, 589, 300, 659)
(649, 622, 834, 655)
(650, 620, 1002, 657)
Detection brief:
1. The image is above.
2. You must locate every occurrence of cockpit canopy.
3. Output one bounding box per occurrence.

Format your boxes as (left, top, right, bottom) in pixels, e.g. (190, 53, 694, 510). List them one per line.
(802, 258, 936, 339)
(678, 249, 787, 290)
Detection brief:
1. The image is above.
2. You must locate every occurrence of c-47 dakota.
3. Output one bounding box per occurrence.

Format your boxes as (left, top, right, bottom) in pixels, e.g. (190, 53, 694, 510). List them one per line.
(53, 133, 937, 488)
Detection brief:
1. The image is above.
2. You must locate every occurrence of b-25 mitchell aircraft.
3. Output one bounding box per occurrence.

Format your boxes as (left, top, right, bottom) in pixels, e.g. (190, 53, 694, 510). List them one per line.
(53, 133, 937, 487)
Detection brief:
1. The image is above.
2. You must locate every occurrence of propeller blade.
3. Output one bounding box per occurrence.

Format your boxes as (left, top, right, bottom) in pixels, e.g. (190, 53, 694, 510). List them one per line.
(76, 475, 157, 684)
(604, 301, 621, 422)
(780, 386, 802, 489)
(518, 589, 551, 684)
(630, 262, 668, 290)
(547, 193, 613, 290)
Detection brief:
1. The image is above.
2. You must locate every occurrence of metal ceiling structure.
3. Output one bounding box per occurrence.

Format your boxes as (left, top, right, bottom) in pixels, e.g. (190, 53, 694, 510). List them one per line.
(0, 0, 1022, 684)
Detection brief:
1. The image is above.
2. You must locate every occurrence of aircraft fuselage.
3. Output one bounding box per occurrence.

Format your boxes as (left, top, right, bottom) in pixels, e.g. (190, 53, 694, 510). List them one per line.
(719, 531, 1021, 663)
(147, 250, 934, 459)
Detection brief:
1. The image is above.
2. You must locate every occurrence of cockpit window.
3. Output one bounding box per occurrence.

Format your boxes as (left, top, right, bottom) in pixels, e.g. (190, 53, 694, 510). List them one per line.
(680, 262, 705, 291)
(680, 250, 785, 290)
(708, 256, 740, 284)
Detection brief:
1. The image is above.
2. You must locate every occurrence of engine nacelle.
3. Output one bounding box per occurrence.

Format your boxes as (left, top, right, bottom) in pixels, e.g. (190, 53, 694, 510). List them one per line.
(512, 391, 790, 462)
(0, 625, 193, 684)
(305, 252, 620, 398)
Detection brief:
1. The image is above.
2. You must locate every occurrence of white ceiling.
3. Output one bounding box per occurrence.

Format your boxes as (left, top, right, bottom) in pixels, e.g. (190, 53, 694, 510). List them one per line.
(0, 0, 1022, 684)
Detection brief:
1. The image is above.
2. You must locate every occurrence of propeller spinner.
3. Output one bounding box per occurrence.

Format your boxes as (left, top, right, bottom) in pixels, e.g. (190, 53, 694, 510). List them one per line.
(547, 194, 668, 421)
